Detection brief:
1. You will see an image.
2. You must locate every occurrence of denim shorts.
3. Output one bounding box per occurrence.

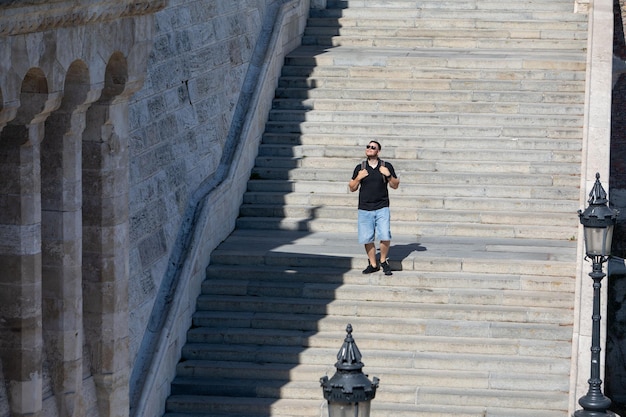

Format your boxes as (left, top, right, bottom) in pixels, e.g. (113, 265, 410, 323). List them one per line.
(358, 207, 391, 244)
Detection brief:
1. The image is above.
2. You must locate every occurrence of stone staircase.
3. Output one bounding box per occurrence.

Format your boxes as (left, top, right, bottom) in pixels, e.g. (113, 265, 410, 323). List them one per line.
(164, 1, 588, 416)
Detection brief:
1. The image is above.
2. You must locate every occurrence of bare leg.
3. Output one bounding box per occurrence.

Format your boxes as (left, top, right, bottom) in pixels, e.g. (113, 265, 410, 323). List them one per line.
(365, 242, 377, 266)
(380, 240, 390, 262)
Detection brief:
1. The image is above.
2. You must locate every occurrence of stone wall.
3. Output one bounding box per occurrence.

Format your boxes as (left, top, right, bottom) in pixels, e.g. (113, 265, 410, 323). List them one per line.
(126, 0, 274, 368)
(126, 1, 311, 416)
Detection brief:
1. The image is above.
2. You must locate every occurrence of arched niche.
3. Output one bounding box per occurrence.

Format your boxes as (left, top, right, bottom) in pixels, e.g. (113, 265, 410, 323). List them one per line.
(102, 51, 128, 103)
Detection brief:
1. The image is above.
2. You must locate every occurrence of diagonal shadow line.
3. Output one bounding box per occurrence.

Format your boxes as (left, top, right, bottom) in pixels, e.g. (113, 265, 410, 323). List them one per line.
(161, 2, 428, 416)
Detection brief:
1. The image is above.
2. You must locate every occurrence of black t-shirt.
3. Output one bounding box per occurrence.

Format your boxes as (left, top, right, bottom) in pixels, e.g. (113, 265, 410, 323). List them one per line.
(352, 159, 397, 211)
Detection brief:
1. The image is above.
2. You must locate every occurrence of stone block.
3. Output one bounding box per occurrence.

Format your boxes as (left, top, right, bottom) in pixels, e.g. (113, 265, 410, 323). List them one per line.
(137, 229, 167, 268)
(310, 0, 327, 9)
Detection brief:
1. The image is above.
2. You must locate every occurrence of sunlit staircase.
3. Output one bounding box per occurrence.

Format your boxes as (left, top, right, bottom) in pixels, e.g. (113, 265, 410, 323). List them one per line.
(164, 1, 588, 416)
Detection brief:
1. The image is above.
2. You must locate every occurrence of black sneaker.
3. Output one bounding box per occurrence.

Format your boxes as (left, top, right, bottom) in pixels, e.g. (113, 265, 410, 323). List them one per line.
(381, 260, 392, 276)
(362, 263, 380, 274)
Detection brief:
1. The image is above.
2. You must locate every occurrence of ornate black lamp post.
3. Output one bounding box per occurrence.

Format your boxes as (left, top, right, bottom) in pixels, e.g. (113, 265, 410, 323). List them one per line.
(320, 324, 379, 417)
(575, 173, 618, 417)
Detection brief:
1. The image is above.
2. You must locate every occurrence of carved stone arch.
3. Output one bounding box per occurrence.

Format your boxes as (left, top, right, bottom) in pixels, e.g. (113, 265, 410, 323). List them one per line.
(0, 66, 53, 417)
(101, 51, 129, 102)
(0, 49, 27, 132)
(14, 68, 49, 126)
(82, 50, 131, 417)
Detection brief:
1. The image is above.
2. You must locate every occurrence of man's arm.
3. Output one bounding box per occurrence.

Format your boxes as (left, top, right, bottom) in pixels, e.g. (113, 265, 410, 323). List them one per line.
(379, 165, 399, 189)
(388, 176, 400, 189)
(349, 169, 368, 192)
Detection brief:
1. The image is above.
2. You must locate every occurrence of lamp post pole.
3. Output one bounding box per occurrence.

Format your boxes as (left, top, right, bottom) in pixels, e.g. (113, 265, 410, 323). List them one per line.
(575, 254, 613, 416)
(575, 173, 618, 417)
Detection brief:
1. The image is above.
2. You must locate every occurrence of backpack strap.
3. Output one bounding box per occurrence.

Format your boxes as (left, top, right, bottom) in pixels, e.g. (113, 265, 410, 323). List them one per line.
(362, 159, 385, 169)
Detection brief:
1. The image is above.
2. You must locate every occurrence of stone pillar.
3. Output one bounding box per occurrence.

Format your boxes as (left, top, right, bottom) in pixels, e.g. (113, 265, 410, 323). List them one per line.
(0, 86, 49, 417)
(82, 57, 131, 417)
(40, 62, 97, 417)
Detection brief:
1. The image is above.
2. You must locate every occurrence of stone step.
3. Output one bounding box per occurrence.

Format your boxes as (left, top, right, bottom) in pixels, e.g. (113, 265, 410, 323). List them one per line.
(195, 288, 573, 319)
(261, 133, 583, 150)
(164, 398, 567, 417)
(304, 34, 587, 51)
(248, 173, 580, 195)
(309, 7, 583, 20)
(208, 231, 577, 272)
(280, 63, 586, 81)
(237, 205, 578, 228)
(166, 378, 396, 402)
(178, 344, 571, 373)
(238, 195, 579, 218)
(272, 96, 584, 115)
(169, 365, 569, 401)
(265, 134, 583, 156)
(242, 193, 578, 213)
(174, 355, 568, 383)
(165, 397, 319, 417)
(274, 81, 585, 100)
(249, 164, 579, 184)
(253, 157, 582, 176)
(274, 90, 583, 108)
(245, 180, 580, 201)
(262, 121, 583, 139)
(271, 97, 584, 116)
(167, 380, 570, 411)
(203, 264, 576, 292)
(371, 17, 587, 31)
(321, 0, 582, 13)
(185, 325, 573, 357)
(312, 18, 584, 34)
(275, 75, 585, 94)
(303, 26, 587, 42)
(265, 110, 583, 129)
(234, 217, 578, 239)
(284, 46, 586, 71)
(253, 153, 582, 172)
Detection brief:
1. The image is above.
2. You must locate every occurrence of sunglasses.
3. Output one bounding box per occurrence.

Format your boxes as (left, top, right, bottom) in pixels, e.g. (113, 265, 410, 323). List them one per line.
(366, 145, 378, 150)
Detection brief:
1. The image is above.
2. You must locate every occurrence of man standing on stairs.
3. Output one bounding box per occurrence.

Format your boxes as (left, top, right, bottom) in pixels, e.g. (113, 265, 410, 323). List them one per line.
(349, 140, 400, 276)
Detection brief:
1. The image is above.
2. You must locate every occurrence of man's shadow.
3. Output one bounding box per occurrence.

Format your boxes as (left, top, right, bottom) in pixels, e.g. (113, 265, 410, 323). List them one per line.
(387, 242, 426, 271)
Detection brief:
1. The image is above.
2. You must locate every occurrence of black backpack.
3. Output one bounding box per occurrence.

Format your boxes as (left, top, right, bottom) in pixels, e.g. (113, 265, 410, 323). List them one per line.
(361, 159, 385, 170)
(361, 159, 388, 182)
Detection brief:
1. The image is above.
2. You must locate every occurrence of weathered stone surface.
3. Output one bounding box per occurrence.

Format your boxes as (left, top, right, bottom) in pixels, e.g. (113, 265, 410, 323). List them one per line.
(0, 0, 310, 415)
